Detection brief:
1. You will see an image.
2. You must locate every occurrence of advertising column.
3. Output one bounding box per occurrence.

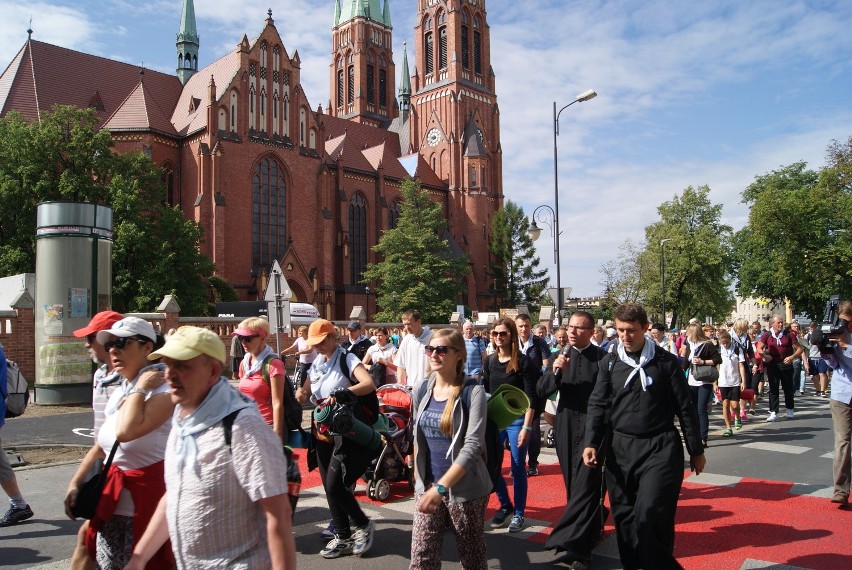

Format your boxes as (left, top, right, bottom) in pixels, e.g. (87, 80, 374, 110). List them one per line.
(34, 202, 113, 404)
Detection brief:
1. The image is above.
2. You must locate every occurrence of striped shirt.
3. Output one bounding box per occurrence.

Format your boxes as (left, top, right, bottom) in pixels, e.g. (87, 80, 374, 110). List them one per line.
(464, 335, 487, 377)
(92, 365, 122, 437)
(164, 405, 288, 569)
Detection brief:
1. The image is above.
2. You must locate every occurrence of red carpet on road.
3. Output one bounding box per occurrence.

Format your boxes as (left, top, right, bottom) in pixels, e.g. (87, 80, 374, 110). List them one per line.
(291, 451, 850, 569)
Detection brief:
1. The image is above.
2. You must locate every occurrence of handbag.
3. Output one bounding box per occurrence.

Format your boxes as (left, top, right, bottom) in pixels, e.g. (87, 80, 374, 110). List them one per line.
(71, 440, 119, 520)
(691, 345, 719, 384)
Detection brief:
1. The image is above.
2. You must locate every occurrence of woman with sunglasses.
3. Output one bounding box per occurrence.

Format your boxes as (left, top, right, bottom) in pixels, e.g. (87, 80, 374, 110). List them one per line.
(64, 317, 174, 569)
(362, 326, 398, 385)
(411, 329, 491, 569)
(236, 317, 288, 443)
(295, 319, 379, 559)
(482, 318, 538, 533)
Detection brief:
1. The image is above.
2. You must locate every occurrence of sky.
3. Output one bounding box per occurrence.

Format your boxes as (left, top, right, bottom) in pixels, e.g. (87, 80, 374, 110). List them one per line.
(2, 0, 851, 299)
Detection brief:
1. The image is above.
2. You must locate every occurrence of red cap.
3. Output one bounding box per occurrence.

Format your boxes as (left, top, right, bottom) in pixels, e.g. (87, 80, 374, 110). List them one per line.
(72, 311, 124, 338)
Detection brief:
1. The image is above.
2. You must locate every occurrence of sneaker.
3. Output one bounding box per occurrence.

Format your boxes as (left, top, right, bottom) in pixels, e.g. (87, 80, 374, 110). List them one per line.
(508, 515, 525, 533)
(352, 520, 374, 557)
(320, 521, 336, 540)
(734, 418, 742, 430)
(766, 412, 777, 422)
(786, 409, 795, 419)
(320, 536, 354, 559)
(723, 428, 733, 437)
(831, 494, 849, 505)
(527, 465, 539, 476)
(740, 413, 749, 423)
(0, 505, 33, 527)
(490, 506, 512, 528)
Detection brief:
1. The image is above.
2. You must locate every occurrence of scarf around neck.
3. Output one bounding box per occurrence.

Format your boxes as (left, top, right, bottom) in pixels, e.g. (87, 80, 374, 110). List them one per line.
(617, 335, 656, 391)
(241, 344, 274, 377)
(172, 378, 253, 475)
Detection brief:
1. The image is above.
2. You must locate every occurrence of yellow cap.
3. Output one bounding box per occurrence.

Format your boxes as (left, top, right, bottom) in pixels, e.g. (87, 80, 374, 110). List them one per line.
(148, 326, 226, 364)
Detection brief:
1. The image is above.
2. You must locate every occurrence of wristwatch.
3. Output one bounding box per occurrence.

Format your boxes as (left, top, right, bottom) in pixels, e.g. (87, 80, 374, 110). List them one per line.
(435, 483, 448, 496)
(126, 387, 149, 398)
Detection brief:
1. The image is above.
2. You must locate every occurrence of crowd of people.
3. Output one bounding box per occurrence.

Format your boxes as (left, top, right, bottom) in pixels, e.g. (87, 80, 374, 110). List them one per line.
(2, 300, 850, 570)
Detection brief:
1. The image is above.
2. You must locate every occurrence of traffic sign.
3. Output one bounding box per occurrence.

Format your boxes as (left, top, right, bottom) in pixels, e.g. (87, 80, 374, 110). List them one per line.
(265, 261, 292, 345)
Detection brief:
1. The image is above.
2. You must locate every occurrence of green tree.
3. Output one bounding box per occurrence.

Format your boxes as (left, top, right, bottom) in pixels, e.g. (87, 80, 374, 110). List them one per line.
(734, 140, 852, 317)
(362, 178, 469, 322)
(0, 105, 214, 314)
(489, 201, 548, 313)
(599, 239, 650, 306)
(639, 185, 735, 327)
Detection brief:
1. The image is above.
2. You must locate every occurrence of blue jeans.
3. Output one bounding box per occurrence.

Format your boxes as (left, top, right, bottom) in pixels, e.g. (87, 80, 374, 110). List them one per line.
(494, 417, 529, 517)
(689, 384, 713, 442)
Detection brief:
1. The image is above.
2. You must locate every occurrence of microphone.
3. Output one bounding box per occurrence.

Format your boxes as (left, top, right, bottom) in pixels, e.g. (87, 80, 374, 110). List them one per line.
(553, 345, 571, 375)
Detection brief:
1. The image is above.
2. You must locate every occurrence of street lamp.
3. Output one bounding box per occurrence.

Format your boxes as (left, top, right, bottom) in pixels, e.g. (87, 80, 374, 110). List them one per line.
(528, 205, 558, 318)
(660, 238, 673, 328)
(541, 89, 597, 322)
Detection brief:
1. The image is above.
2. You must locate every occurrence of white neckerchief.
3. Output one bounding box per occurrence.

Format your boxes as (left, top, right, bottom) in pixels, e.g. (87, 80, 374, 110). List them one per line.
(308, 346, 344, 390)
(241, 344, 274, 377)
(617, 335, 656, 391)
(172, 378, 253, 476)
(722, 343, 735, 360)
(771, 329, 784, 345)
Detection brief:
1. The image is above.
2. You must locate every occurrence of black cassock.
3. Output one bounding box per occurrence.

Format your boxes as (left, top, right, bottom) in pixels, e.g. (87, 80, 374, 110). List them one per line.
(537, 343, 608, 560)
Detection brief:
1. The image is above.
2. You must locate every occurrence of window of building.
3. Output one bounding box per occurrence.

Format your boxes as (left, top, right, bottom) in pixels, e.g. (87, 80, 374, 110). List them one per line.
(439, 27, 448, 69)
(273, 45, 280, 71)
(349, 193, 368, 286)
(366, 65, 375, 105)
(470, 165, 477, 186)
(474, 31, 482, 74)
(299, 108, 306, 146)
(259, 87, 266, 130)
(218, 108, 227, 131)
(252, 157, 287, 268)
(337, 69, 344, 108)
(379, 69, 387, 107)
(249, 85, 255, 129)
(347, 65, 355, 104)
(461, 25, 469, 69)
(389, 199, 401, 229)
(272, 91, 278, 134)
(309, 128, 316, 149)
(230, 91, 238, 132)
(162, 164, 176, 206)
(425, 32, 434, 75)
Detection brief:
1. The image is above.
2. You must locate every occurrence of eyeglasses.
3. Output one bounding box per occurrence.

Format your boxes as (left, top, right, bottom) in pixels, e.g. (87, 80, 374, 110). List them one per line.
(567, 326, 593, 331)
(490, 330, 508, 338)
(104, 337, 147, 351)
(424, 345, 456, 357)
(237, 334, 259, 342)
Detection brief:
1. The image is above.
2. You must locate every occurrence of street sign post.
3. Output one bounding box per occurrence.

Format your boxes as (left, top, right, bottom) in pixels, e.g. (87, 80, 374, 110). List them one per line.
(264, 260, 292, 352)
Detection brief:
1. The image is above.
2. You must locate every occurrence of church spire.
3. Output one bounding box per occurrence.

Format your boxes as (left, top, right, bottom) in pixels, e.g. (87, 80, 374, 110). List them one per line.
(176, 0, 199, 85)
(398, 41, 411, 119)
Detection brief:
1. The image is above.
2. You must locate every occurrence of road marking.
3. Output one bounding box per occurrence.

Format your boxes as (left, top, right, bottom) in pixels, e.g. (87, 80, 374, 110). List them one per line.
(72, 428, 95, 438)
(741, 442, 811, 454)
(684, 472, 742, 487)
(821, 452, 834, 459)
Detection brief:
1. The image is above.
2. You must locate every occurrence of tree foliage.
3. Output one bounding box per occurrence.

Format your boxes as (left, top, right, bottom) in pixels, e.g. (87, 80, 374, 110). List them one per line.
(362, 178, 469, 323)
(733, 140, 852, 318)
(489, 201, 549, 313)
(0, 105, 215, 314)
(599, 239, 649, 306)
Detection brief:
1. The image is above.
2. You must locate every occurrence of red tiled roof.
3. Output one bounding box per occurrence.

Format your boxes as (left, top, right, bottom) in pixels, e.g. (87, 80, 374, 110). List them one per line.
(0, 39, 182, 128)
(172, 50, 242, 136)
(103, 78, 178, 136)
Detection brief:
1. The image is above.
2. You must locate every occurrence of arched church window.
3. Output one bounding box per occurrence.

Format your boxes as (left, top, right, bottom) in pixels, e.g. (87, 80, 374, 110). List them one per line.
(349, 193, 368, 287)
(439, 27, 448, 69)
(389, 199, 402, 229)
(230, 91, 238, 132)
(367, 65, 375, 105)
(379, 69, 387, 107)
(252, 157, 287, 268)
(425, 32, 434, 75)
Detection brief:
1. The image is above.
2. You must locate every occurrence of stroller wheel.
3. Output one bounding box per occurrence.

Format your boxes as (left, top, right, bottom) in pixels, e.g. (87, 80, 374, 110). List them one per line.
(545, 427, 555, 448)
(366, 480, 377, 500)
(374, 479, 391, 501)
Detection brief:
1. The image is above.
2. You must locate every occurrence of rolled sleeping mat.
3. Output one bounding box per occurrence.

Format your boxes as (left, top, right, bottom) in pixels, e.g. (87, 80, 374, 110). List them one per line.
(314, 405, 333, 425)
(313, 404, 382, 450)
(487, 384, 531, 431)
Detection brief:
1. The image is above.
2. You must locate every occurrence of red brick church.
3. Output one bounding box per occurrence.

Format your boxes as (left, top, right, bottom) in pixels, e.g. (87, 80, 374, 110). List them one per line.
(0, 0, 502, 320)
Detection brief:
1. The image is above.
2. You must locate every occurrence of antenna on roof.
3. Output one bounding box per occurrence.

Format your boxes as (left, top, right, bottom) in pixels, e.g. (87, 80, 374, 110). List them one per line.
(27, 16, 33, 38)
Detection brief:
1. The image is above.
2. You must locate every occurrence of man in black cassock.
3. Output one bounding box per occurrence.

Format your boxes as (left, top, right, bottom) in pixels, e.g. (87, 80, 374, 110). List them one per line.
(537, 311, 607, 570)
(583, 304, 705, 570)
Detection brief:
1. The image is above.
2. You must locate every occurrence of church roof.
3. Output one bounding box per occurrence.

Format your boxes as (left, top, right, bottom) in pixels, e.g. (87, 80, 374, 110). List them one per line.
(103, 76, 179, 136)
(0, 39, 182, 128)
(171, 50, 242, 136)
(335, 0, 390, 27)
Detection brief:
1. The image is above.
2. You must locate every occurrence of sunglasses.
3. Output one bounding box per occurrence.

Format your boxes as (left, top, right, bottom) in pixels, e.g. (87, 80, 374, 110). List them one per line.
(104, 337, 148, 351)
(237, 334, 259, 342)
(490, 330, 509, 338)
(424, 345, 456, 357)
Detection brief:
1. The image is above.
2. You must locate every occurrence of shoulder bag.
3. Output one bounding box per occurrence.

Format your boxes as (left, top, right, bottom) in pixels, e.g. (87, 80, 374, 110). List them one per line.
(691, 344, 720, 383)
(71, 440, 120, 520)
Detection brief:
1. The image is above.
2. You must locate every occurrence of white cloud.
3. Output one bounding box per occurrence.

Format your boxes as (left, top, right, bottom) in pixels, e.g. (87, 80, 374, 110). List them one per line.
(0, 2, 97, 64)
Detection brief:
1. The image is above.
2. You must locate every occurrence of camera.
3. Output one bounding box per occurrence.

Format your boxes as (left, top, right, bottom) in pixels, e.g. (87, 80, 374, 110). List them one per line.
(812, 295, 849, 354)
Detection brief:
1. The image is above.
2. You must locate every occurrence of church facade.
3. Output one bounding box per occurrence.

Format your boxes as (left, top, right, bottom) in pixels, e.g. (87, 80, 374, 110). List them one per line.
(0, 0, 503, 320)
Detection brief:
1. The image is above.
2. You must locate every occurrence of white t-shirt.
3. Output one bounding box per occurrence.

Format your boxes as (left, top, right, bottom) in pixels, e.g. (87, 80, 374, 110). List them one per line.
(97, 375, 172, 517)
(719, 343, 746, 387)
(295, 337, 317, 364)
(308, 350, 363, 403)
(397, 326, 432, 388)
(366, 343, 398, 380)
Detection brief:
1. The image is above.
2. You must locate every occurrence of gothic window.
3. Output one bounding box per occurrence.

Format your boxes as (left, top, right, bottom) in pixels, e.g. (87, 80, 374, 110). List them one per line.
(389, 199, 401, 229)
(230, 91, 238, 132)
(260, 42, 268, 68)
(437, 10, 447, 25)
(299, 108, 306, 146)
(425, 32, 434, 74)
(272, 91, 278, 134)
(470, 165, 477, 187)
(273, 45, 280, 71)
(161, 164, 176, 206)
(252, 157, 287, 268)
(337, 69, 344, 108)
(249, 85, 255, 129)
(260, 88, 266, 130)
(474, 30, 482, 74)
(439, 27, 448, 70)
(218, 108, 227, 131)
(366, 65, 375, 105)
(349, 193, 368, 286)
(461, 25, 470, 69)
(309, 128, 317, 149)
(379, 69, 387, 107)
(347, 65, 355, 104)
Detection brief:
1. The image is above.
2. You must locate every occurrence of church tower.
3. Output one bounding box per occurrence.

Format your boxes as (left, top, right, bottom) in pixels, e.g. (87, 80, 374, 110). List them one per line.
(176, 0, 199, 85)
(330, 0, 397, 126)
(411, 0, 502, 309)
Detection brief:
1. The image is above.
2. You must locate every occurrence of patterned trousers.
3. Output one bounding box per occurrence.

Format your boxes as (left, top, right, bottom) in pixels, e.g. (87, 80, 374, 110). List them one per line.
(410, 493, 488, 570)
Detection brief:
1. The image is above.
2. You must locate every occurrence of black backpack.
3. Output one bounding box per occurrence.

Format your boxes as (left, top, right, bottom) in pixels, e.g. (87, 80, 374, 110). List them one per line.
(254, 355, 303, 433)
(338, 350, 380, 425)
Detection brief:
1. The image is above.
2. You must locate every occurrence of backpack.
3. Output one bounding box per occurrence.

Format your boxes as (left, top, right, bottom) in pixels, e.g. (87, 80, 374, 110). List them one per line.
(251, 355, 303, 433)
(4, 360, 29, 418)
(338, 350, 380, 425)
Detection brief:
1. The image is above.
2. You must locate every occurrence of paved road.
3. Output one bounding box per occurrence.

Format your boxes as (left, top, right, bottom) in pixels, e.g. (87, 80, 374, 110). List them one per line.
(1, 391, 848, 569)
(2, 412, 94, 445)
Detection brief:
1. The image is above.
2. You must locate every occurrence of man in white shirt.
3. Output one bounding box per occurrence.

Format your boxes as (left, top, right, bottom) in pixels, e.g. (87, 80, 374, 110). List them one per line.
(396, 310, 431, 388)
(125, 327, 296, 570)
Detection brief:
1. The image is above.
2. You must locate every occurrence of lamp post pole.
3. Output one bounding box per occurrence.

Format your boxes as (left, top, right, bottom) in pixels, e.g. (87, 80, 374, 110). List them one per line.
(550, 89, 597, 323)
(660, 238, 673, 328)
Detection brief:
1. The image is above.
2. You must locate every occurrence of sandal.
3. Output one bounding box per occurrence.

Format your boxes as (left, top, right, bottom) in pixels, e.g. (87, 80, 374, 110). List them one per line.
(723, 428, 733, 437)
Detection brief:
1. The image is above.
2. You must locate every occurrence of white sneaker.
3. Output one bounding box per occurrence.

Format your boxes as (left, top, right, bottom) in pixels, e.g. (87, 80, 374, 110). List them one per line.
(352, 520, 374, 557)
(766, 412, 777, 422)
(786, 409, 794, 419)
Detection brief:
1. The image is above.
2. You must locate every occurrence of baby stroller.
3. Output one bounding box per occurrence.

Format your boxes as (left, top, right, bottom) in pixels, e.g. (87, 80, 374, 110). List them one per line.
(363, 384, 414, 501)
